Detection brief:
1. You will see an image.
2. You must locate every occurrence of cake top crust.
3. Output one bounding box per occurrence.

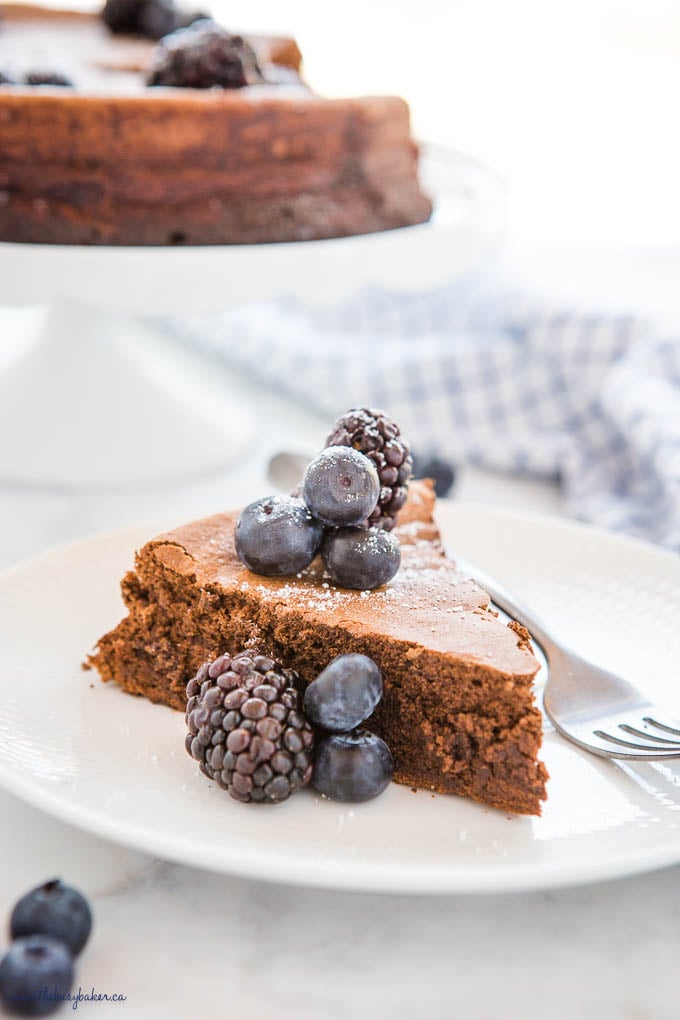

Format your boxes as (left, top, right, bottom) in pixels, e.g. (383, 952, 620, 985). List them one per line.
(0, 3, 414, 117)
(145, 481, 538, 680)
(0, 3, 305, 94)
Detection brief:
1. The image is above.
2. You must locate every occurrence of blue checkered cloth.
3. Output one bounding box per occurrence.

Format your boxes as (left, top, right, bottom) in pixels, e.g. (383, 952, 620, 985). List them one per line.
(171, 271, 680, 551)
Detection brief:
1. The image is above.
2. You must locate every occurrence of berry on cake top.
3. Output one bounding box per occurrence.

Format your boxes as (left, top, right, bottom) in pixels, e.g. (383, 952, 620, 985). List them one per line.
(147, 20, 264, 88)
(326, 408, 413, 531)
(234, 408, 411, 592)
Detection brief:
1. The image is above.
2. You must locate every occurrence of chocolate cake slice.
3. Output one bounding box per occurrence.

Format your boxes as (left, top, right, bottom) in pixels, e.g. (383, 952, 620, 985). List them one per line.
(89, 481, 548, 814)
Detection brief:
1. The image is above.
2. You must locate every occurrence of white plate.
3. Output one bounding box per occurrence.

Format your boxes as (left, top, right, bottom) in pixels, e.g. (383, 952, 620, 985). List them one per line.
(0, 503, 679, 894)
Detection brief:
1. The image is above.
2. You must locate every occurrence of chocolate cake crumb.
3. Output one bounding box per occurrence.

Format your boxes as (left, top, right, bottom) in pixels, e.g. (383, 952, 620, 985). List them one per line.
(509, 620, 534, 651)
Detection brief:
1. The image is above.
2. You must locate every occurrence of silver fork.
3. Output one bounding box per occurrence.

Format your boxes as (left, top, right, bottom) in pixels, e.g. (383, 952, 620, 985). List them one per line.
(454, 555, 680, 761)
(266, 451, 680, 761)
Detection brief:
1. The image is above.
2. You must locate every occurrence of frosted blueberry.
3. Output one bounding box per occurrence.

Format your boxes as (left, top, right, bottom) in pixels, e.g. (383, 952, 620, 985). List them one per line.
(312, 730, 393, 802)
(10, 880, 92, 957)
(322, 526, 400, 590)
(304, 654, 382, 732)
(0, 936, 74, 1016)
(302, 447, 379, 528)
(235, 495, 323, 577)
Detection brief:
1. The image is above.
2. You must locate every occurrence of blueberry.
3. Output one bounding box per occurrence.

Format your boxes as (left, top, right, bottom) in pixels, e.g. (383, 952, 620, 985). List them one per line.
(23, 72, 73, 87)
(0, 936, 74, 1016)
(235, 495, 324, 577)
(304, 654, 383, 732)
(173, 8, 210, 30)
(137, 0, 177, 39)
(312, 730, 393, 802)
(102, 0, 178, 38)
(322, 527, 400, 590)
(412, 455, 456, 498)
(10, 880, 92, 957)
(302, 447, 380, 527)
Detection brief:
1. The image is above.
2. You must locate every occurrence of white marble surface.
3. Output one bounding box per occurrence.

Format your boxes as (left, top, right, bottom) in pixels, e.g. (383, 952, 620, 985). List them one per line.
(1, 246, 680, 1019)
(1, 779, 680, 1020)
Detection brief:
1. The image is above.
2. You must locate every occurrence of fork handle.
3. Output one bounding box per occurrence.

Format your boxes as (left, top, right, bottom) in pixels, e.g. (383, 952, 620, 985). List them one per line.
(453, 554, 558, 658)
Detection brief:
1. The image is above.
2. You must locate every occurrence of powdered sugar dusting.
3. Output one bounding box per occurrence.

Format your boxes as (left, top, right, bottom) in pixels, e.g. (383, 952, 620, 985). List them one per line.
(395, 519, 432, 538)
(237, 541, 480, 619)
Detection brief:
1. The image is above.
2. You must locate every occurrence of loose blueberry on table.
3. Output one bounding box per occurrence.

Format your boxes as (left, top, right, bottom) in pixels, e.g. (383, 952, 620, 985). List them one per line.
(0, 936, 74, 1017)
(10, 880, 92, 957)
(0, 879, 92, 1017)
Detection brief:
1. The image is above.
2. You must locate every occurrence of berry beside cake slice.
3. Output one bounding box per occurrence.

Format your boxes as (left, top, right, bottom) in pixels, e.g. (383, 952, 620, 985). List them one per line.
(89, 480, 548, 815)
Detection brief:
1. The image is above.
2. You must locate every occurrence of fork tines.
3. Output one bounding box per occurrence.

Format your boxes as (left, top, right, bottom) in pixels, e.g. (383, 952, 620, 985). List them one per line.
(594, 716, 680, 754)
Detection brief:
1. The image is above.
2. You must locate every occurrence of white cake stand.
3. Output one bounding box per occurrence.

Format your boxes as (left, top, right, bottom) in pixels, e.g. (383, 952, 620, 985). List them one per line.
(0, 148, 504, 487)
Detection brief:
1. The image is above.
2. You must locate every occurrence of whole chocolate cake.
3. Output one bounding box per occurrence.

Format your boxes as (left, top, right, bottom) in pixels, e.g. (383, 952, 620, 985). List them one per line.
(0, 3, 433, 245)
(89, 481, 548, 815)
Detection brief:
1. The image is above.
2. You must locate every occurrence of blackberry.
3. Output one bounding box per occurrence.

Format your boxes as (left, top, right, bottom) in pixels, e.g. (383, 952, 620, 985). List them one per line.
(147, 20, 263, 88)
(185, 652, 315, 804)
(326, 408, 413, 531)
(24, 72, 73, 86)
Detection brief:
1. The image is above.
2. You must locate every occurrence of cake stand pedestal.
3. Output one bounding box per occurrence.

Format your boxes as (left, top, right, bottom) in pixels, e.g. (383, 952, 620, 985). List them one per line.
(0, 304, 249, 487)
(0, 148, 504, 487)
